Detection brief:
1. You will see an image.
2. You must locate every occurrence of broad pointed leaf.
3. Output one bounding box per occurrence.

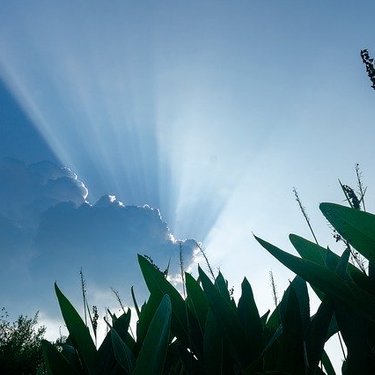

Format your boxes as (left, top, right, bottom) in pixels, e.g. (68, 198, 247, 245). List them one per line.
(133, 294, 172, 375)
(237, 277, 263, 360)
(320, 203, 375, 263)
(111, 328, 135, 373)
(290, 234, 361, 278)
(185, 272, 208, 335)
(321, 350, 336, 375)
(277, 287, 305, 374)
(203, 309, 224, 375)
(54, 283, 97, 374)
(138, 255, 188, 345)
(42, 340, 80, 375)
(306, 296, 334, 371)
(254, 235, 375, 323)
(198, 266, 250, 369)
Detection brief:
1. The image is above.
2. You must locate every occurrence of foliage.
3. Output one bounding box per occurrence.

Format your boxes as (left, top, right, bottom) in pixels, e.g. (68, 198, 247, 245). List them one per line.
(42, 252, 338, 374)
(0, 308, 46, 374)
(40, 167, 375, 374)
(256, 202, 375, 374)
(30, 166, 375, 374)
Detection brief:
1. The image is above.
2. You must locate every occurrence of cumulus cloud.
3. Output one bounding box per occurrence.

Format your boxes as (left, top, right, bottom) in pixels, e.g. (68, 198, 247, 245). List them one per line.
(0, 158, 197, 322)
(0, 157, 87, 228)
(32, 194, 196, 306)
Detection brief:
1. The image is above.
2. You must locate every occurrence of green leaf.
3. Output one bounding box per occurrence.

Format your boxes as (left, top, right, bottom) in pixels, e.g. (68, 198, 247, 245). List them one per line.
(254, 235, 375, 323)
(277, 287, 305, 374)
(321, 350, 336, 375)
(54, 283, 97, 374)
(351, 271, 375, 296)
(41, 340, 80, 375)
(325, 246, 343, 272)
(320, 203, 375, 263)
(111, 328, 135, 373)
(306, 296, 334, 371)
(290, 234, 361, 278)
(198, 266, 250, 369)
(59, 342, 82, 370)
(214, 272, 232, 303)
(99, 308, 131, 349)
(97, 310, 135, 374)
(290, 234, 363, 303)
(266, 276, 307, 332)
(203, 309, 224, 375)
(185, 272, 209, 336)
(265, 305, 282, 332)
(260, 310, 270, 326)
(138, 255, 188, 345)
(237, 277, 263, 360)
(262, 285, 306, 374)
(137, 292, 163, 346)
(133, 294, 172, 375)
(131, 286, 141, 318)
(288, 276, 310, 335)
(261, 324, 283, 369)
(336, 248, 350, 277)
(289, 234, 325, 265)
(333, 300, 375, 373)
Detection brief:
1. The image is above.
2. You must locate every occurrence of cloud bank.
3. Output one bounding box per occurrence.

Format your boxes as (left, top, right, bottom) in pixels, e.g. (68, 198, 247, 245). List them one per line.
(0, 158, 197, 320)
(0, 157, 87, 228)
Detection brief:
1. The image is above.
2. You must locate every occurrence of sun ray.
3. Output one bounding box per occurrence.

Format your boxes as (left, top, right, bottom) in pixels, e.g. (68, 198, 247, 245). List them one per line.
(0, 1, 262, 244)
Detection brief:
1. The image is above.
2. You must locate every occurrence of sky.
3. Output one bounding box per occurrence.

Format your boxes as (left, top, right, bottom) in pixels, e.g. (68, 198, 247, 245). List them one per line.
(1, 0, 375, 369)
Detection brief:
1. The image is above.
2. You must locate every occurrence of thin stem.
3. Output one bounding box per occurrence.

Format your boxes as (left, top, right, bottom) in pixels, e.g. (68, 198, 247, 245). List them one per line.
(194, 241, 215, 280)
(179, 242, 186, 298)
(293, 187, 319, 245)
(269, 271, 278, 309)
(104, 310, 110, 334)
(111, 288, 126, 314)
(80, 268, 88, 326)
(111, 288, 135, 339)
(355, 163, 367, 212)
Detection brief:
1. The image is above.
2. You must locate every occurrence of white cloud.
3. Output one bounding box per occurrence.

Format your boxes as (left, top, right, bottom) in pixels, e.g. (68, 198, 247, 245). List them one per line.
(31, 193, 197, 307)
(0, 158, 197, 325)
(37, 311, 67, 343)
(0, 157, 87, 228)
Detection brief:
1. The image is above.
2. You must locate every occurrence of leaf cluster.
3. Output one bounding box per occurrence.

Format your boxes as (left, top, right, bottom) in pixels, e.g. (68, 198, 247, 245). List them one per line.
(43, 252, 337, 374)
(42, 185, 375, 374)
(256, 203, 375, 374)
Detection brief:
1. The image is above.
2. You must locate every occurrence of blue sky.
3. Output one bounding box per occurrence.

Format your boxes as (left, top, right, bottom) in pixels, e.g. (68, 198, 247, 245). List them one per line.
(1, 1, 375, 367)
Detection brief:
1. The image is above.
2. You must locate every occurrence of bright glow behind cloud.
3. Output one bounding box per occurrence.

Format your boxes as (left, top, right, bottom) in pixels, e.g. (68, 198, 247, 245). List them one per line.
(0, 2, 159, 203)
(0, 2, 260, 241)
(3, 2, 373, 263)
